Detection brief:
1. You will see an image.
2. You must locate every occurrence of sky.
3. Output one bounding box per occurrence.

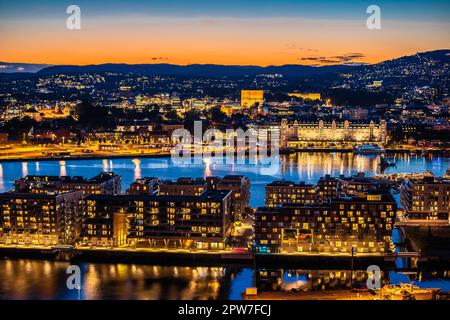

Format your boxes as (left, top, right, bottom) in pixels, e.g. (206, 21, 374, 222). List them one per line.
(0, 0, 449, 66)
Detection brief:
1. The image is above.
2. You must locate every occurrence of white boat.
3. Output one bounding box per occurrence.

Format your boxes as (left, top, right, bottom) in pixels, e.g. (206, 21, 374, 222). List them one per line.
(353, 144, 386, 155)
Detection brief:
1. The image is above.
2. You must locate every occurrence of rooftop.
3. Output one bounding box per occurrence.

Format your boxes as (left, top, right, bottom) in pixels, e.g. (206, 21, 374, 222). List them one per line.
(0, 190, 81, 199)
(86, 189, 232, 203)
(266, 180, 314, 188)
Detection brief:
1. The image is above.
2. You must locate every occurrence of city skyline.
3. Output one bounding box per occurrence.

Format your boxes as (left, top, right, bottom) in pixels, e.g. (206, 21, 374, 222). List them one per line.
(0, 0, 449, 66)
(0, 0, 449, 304)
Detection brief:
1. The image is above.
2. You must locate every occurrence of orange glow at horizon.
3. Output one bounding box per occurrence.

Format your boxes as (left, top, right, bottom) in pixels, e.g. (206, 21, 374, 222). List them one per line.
(0, 16, 448, 66)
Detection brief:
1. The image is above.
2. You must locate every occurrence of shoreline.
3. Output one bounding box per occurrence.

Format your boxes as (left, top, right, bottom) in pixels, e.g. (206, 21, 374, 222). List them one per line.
(2, 246, 449, 269)
(0, 148, 448, 163)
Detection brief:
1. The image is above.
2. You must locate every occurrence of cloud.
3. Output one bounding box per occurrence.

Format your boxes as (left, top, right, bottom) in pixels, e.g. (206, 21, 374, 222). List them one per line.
(299, 53, 366, 65)
(285, 44, 318, 52)
(151, 57, 169, 61)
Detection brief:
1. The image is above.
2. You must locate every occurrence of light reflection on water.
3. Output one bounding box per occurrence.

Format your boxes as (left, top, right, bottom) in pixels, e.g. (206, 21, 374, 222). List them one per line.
(0, 153, 449, 299)
(0, 260, 246, 300)
(0, 259, 449, 300)
(0, 153, 448, 207)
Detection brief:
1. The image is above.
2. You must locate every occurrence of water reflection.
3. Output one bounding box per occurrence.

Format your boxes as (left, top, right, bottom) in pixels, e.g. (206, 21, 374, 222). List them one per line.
(132, 158, 141, 180)
(59, 161, 67, 176)
(279, 153, 381, 180)
(0, 153, 448, 207)
(256, 269, 390, 292)
(102, 159, 109, 172)
(21, 162, 28, 176)
(1, 259, 449, 300)
(0, 260, 242, 300)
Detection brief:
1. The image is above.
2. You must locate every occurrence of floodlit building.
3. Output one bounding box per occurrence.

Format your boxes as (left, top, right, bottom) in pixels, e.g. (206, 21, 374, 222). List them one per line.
(265, 180, 317, 207)
(211, 175, 251, 219)
(337, 172, 391, 197)
(241, 90, 264, 108)
(288, 92, 321, 100)
(253, 192, 397, 254)
(127, 177, 160, 195)
(317, 175, 340, 200)
(15, 172, 122, 195)
(159, 178, 207, 196)
(400, 175, 450, 220)
(0, 191, 83, 246)
(141, 175, 250, 220)
(81, 190, 233, 249)
(280, 119, 388, 148)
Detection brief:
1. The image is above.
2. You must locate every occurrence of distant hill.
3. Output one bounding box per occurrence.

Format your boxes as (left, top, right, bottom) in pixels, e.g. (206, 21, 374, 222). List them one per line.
(353, 49, 450, 78)
(1, 49, 448, 78)
(35, 63, 354, 77)
(0, 62, 52, 73)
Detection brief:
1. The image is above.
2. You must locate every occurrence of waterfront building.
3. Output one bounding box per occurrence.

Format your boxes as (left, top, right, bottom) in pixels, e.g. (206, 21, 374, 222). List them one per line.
(253, 192, 397, 254)
(127, 177, 160, 195)
(337, 172, 391, 197)
(266, 174, 391, 207)
(317, 175, 340, 200)
(241, 90, 264, 108)
(265, 180, 317, 207)
(247, 123, 281, 146)
(158, 178, 207, 196)
(280, 119, 388, 148)
(86, 129, 173, 151)
(0, 191, 83, 246)
(212, 175, 251, 219)
(15, 172, 122, 195)
(148, 175, 250, 220)
(81, 190, 232, 249)
(400, 175, 450, 220)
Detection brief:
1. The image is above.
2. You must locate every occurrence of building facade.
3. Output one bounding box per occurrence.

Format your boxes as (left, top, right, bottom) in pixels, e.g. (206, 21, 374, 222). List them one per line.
(158, 178, 207, 196)
(265, 180, 317, 207)
(317, 175, 340, 200)
(280, 119, 388, 148)
(136, 175, 251, 221)
(81, 190, 233, 249)
(15, 172, 121, 196)
(127, 177, 160, 195)
(211, 175, 251, 219)
(400, 176, 450, 220)
(241, 90, 264, 108)
(253, 192, 397, 254)
(0, 191, 83, 246)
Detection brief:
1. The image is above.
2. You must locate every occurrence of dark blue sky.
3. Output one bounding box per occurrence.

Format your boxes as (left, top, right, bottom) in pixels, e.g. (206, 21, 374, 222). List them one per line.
(1, 0, 449, 21)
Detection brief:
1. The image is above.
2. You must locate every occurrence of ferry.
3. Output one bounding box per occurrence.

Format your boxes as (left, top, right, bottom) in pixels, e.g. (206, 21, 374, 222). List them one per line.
(353, 144, 386, 155)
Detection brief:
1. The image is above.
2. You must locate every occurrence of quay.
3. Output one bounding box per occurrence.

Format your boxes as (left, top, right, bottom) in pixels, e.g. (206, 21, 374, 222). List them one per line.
(0, 245, 435, 269)
(0, 147, 449, 163)
(243, 286, 446, 300)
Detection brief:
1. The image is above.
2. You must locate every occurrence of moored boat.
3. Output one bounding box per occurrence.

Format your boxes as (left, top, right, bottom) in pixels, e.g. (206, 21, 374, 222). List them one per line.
(354, 144, 386, 155)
